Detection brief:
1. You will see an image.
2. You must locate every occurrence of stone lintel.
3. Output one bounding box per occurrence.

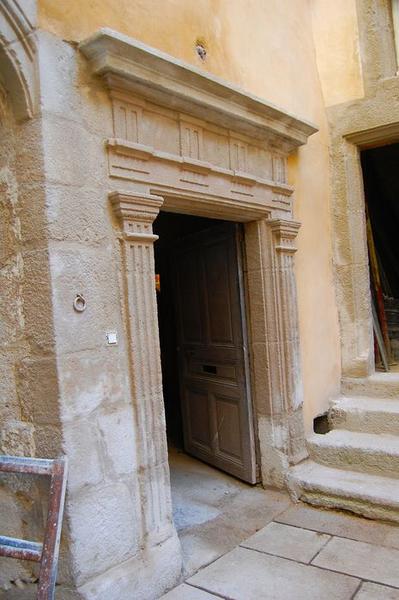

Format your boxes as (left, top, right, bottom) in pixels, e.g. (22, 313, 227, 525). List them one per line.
(344, 120, 399, 149)
(79, 28, 318, 152)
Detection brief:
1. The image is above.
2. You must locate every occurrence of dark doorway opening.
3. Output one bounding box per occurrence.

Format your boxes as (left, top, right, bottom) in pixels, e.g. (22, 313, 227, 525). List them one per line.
(153, 211, 257, 483)
(154, 212, 223, 449)
(154, 211, 268, 577)
(361, 142, 399, 368)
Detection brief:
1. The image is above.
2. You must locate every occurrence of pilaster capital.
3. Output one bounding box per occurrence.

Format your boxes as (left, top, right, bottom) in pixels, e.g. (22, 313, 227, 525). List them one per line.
(269, 218, 301, 254)
(109, 191, 164, 242)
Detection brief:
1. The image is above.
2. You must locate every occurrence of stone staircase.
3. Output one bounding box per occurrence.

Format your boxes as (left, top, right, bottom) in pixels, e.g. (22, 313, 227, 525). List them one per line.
(287, 374, 399, 523)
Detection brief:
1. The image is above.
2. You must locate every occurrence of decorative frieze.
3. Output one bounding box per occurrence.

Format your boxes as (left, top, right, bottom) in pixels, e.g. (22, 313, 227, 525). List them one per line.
(81, 26, 316, 212)
(106, 136, 294, 214)
(105, 75, 297, 213)
(230, 181, 255, 197)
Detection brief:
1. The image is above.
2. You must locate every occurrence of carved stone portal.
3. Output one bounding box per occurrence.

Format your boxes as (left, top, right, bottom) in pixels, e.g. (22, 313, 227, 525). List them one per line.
(81, 28, 317, 547)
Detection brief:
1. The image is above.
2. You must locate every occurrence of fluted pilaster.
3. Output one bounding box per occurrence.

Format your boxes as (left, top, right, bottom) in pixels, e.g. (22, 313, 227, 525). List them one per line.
(110, 191, 173, 544)
(269, 219, 306, 463)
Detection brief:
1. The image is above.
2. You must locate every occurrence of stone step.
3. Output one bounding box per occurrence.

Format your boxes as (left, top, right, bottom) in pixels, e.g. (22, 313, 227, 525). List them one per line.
(307, 430, 399, 477)
(342, 374, 399, 398)
(287, 460, 399, 523)
(329, 396, 399, 435)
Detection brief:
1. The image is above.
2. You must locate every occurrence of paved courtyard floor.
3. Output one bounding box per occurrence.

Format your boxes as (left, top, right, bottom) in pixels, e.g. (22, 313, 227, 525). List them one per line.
(169, 449, 291, 578)
(164, 451, 399, 599)
(3, 451, 399, 599)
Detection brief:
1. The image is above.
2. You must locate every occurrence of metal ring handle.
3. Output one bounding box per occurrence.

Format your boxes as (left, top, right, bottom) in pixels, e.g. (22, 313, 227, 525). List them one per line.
(73, 294, 86, 313)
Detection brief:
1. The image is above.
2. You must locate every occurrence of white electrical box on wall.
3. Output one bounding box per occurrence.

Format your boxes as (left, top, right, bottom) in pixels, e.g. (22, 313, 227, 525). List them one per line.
(106, 332, 118, 345)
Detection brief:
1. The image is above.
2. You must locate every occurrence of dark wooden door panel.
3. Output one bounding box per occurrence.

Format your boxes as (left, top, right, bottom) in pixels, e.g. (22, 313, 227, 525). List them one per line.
(214, 394, 242, 459)
(184, 386, 211, 451)
(177, 253, 204, 345)
(203, 240, 235, 345)
(172, 222, 257, 483)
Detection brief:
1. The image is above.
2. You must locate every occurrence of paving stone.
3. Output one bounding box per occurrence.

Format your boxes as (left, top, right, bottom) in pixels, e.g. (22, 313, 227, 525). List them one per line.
(170, 450, 291, 578)
(354, 582, 399, 599)
(276, 503, 399, 549)
(313, 536, 399, 587)
(188, 546, 359, 600)
(240, 521, 330, 563)
(179, 531, 226, 578)
(161, 583, 218, 599)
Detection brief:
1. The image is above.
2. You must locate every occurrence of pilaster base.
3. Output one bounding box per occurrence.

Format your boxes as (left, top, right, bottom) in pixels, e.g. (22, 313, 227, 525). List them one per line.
(77, 531, 182, 600)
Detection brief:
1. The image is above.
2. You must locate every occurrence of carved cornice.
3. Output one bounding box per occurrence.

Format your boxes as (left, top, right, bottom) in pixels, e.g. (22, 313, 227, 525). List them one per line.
(109, 191, 164, 242)
(80, 29, 318, 152)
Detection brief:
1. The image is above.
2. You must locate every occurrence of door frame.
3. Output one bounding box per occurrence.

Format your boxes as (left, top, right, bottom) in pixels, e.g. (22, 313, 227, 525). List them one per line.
(100, 31, 312, 561)
(236, 223, 260, 482)
(111, 190, 307, 493)
(331, 124, 399, 378)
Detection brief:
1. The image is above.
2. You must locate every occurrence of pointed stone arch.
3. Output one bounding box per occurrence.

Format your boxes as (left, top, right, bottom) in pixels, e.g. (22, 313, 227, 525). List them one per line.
(0, 0, 37, 121)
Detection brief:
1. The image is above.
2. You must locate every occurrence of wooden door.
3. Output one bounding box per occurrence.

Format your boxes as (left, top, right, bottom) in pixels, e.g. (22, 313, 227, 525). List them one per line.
(172, 222, 257, 483)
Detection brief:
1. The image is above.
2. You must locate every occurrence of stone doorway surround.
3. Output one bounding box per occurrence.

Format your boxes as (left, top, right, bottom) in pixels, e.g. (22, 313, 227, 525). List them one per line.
(78, 29, 317, 595)
(328, 106, 399, 378)
(325, 0, 399, 379)
(80, 23, 316, 532)
(80, 27, 317, 483)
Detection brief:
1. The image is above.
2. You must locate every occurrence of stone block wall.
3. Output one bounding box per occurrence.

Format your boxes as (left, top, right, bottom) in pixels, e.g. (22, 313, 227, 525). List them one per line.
(0, 72, 60, 591)
(36, 31, 181, 598)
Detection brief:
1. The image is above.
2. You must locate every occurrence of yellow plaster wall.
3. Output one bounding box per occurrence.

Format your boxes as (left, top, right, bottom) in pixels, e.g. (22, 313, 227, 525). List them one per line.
(311, 0, 364, 107)
(38, 0, 341, 431)
(39, 0, 332, 118)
